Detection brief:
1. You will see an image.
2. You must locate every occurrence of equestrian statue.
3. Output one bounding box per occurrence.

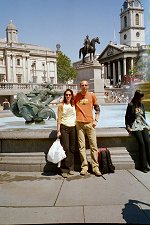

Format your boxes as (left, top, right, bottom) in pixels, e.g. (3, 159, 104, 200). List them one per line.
(79, 35, 100, 63)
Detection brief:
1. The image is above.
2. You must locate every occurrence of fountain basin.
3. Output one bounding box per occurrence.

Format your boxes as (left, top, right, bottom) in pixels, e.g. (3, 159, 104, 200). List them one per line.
(0, 127, 138, 172)
(0, 104, 150, 130)
(0, 104, 149, 172)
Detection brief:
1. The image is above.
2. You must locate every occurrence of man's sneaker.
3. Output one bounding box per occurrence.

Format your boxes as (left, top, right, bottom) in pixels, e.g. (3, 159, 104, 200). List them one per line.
(80, 169, 88, 176)
(68, 170, 74, 175)
(61, 173, 68, 178)
(93, 168, 101, 176)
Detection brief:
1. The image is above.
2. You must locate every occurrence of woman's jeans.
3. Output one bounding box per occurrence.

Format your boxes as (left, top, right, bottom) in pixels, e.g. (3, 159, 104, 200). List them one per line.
(60, 124, 76, 173)
(132, 128, 150, 169)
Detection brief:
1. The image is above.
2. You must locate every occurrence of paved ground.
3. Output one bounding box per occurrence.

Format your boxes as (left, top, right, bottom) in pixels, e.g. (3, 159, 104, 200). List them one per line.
(0, 169, 150, 224)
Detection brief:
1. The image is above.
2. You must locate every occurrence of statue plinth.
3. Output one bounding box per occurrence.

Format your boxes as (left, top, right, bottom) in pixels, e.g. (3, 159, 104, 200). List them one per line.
(73, 59, 105, 104)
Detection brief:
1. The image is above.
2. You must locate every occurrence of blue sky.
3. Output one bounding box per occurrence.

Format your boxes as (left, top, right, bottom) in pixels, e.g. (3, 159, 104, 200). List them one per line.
(0, 0, 149, 63)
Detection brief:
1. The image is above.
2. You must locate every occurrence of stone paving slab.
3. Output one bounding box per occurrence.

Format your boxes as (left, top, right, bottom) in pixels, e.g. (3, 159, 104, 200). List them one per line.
(56, 170, 150, 206)
(0, 204, 149, 224)
(0, 170, 150, 224)
(0, 206, 84, 224)
(0, 172, 63, 207)
(84, 205, 150, 224)
(129, 169, 150, 190)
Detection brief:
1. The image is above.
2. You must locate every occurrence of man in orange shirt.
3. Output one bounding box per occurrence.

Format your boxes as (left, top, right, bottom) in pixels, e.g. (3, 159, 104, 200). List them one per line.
(74, 80, 101, 176)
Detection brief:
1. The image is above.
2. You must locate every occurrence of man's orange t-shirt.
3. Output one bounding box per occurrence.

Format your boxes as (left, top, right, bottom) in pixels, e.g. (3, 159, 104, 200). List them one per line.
(74, 92, 97, 123)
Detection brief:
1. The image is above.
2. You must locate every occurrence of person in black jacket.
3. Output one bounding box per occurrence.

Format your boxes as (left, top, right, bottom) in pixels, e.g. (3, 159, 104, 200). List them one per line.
(125, 90, 150, 173)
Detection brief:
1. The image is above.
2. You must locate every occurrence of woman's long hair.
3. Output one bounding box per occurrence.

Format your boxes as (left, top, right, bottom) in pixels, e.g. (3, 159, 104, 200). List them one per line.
(63, 89, 74, 106)
(131, 90, 144, 107)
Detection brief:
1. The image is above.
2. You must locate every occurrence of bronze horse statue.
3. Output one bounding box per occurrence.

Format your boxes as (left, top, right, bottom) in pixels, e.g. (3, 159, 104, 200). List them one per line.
(79, 37, 100, 63)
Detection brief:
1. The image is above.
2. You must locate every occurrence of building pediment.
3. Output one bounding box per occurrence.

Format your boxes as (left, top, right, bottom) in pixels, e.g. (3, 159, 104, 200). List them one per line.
(97, 44, 123, 61)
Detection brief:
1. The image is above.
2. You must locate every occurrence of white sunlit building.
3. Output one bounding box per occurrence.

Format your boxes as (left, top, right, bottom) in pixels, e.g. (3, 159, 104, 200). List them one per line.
(97, 0, 149, 86)
(0, 20, 57, 84)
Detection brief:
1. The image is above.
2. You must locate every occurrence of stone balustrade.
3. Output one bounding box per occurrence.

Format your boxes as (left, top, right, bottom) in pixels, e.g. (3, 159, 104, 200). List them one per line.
(0, 82, 79, 96)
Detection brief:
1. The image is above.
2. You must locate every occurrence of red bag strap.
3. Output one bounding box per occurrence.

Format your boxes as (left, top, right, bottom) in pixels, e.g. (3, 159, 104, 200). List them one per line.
(99, 146, 108, 152)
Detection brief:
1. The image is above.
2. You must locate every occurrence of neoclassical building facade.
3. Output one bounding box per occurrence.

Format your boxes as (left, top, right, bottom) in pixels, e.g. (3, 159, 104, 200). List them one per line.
(0, 21, 57, 84)
(97, 0, 148, 86)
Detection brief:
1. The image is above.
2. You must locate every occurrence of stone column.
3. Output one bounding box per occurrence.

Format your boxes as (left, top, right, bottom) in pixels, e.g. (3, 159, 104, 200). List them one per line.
(26, 57, 30, 82)
(108, 62, 111, 78)
(54, 62, 57, 84)
(118, 60, 121, 81)
(47, 62, 50, 82)
(22, 56, 26, 82)
(104, 64, 107, 79)
(12, 55, 16, 82)
(123, 58, 127, 75)
(131, 58, 134, 70)
(113, 62, 116, 85)
(6, 54, 11, 81)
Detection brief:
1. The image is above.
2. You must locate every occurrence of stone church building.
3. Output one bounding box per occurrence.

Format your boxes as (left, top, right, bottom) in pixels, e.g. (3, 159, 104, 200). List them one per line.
(97, 0, 148, 86)
(0, 21, 57, 84)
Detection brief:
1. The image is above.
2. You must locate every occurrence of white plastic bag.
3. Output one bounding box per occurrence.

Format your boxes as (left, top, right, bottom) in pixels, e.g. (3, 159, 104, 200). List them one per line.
(47, 139, 66, 166)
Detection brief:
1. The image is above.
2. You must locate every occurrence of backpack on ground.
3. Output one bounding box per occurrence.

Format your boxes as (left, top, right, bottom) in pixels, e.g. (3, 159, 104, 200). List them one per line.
(98, 147, 115, 175)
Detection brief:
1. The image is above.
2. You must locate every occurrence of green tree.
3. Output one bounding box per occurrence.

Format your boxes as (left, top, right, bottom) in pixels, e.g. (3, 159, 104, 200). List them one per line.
(146, 12, 150, 81)
(129, 66, 138, 77)
(57, 51, 77, 83)
(129, 52, 150, 82)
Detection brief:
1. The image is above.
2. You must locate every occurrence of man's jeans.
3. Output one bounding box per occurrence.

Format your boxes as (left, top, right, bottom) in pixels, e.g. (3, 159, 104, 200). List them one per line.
(76, 121, 99, 171)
